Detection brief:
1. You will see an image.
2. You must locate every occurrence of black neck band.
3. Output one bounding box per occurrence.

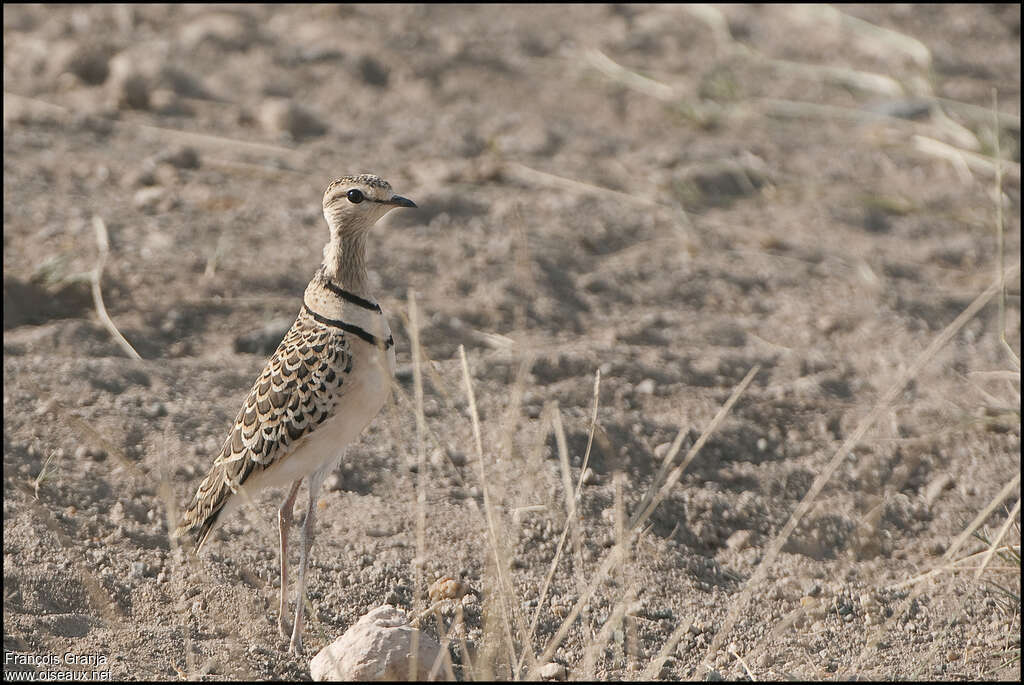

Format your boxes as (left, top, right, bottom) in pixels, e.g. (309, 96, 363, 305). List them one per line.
(303, 305, 393, 350)
(323, 280, 382, 313)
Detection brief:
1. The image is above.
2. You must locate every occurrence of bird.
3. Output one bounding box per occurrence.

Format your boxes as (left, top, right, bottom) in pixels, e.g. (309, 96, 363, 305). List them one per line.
(174, 174, 417, 655)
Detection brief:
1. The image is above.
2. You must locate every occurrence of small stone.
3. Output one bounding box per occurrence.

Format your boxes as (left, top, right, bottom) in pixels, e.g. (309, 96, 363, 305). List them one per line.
(924, 473, 953, 506)
(133, 186, 166, 213)
(725, 529, 752, 551)
(180, 12, 256, 51)
(636, 378, 656, 395)
(52, 43, 111, 85)
(108, 52, 150, 110)
(130, 561, 147, 578)
(154, 145, 200, 170)
(150, 89, 194, 116)
(143, 402, 167, 418)
(539, 662, 567, 680)
(357, 54, 390, 87)
(260, 98, 327, 140)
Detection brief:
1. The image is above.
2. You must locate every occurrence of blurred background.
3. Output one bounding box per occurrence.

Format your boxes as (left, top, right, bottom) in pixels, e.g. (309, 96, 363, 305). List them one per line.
(3, 4, 1020, 680)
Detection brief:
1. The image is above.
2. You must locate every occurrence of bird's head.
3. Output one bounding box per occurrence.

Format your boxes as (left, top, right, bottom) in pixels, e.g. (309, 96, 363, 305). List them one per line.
(322, 174, 416, 235)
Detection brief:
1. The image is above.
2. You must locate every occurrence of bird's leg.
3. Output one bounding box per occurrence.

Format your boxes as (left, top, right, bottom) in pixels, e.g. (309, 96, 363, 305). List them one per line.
(277, 479, 303, 639)
(289, 468, 326, 656)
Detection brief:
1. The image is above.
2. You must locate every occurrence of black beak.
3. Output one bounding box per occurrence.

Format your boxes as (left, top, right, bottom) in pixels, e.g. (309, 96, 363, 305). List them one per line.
(388, 195, 417, 209)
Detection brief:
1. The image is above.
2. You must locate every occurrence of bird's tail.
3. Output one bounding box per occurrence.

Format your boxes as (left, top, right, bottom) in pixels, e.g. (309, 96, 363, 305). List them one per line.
(174, 464, 234, 554)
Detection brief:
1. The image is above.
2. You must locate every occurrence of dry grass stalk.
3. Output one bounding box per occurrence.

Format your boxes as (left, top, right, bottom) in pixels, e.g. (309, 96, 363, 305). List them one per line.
(408, 290, 428, 681)
(992, 89, 1021, 371)
(91, 216, 143, 361)
(945, 475, 1021, 566)
(582, 48, 678, 102)
(641, 614, 693, 680)
(913, 135, 1022, 183)
(458, 345, 535, 678)
(550, 402, 595, 678)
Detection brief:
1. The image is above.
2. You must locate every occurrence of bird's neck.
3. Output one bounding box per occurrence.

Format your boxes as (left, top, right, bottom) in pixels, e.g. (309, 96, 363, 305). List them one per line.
(321, 231, 369, 297)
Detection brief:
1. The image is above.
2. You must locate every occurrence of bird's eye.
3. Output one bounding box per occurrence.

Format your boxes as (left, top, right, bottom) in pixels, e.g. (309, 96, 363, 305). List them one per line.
(346, 189, 364, 204)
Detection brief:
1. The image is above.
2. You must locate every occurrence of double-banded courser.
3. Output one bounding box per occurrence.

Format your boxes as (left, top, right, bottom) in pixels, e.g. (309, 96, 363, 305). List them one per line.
(175, 174, 416, 655)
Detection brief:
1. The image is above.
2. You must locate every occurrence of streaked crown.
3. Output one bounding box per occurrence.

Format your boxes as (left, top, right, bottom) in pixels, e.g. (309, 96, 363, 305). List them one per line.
(323, 174, 394, 207)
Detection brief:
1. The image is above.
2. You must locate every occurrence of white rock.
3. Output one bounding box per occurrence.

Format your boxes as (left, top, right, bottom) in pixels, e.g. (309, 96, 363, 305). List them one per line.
(310, 605, 442, 682)
(539, 662, 567, 680)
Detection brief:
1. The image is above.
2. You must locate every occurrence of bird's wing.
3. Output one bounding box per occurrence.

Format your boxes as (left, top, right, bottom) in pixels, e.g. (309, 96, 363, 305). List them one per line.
(175, 307, 352, 549)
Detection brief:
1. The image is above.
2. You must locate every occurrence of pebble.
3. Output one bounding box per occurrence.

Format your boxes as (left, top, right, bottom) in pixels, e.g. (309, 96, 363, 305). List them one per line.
(153, 145, 200, 170)
(725, 529, 752, 551)
(259, 98, 327, 140)
(539, 662, 567, 681)
(133, 186, 166, 213)
(108, 52, 150, 110)
(923, 472, 953, 505)
(150, 89, 194, 116)
(143, 401, 167, 419)
(357, 54, 390, 87)
(180, 12, 255, 51)
(635, 378, 656, 395)
(52, 43, 111, 85)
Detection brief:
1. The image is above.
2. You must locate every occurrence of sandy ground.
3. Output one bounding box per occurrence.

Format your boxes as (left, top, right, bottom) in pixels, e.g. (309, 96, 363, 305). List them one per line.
(3, 4, 1021, 681)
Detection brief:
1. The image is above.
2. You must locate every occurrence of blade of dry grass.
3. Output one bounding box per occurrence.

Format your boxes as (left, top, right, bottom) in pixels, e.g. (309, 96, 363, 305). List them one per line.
(550, 403, 596, 678)
(992, 89, 1021, 371)
(945, 474, 1021, 565)
(631, 364, 761, 531)
(641, 615, 693, 680)
(914, 135, 1022, 183)
(975, 501, 1022, 580)
(581, 581, 641, 672)
(573, 370, 601, 504)
(786, 5, 932, 68)
(458, 345, 536, 678)
(502, 161, 690, 229)
(91, 216, 143, 361)
(409, 291, 428, 681)
(630, 421, 690, 532)
(583, 48, 678, 101)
